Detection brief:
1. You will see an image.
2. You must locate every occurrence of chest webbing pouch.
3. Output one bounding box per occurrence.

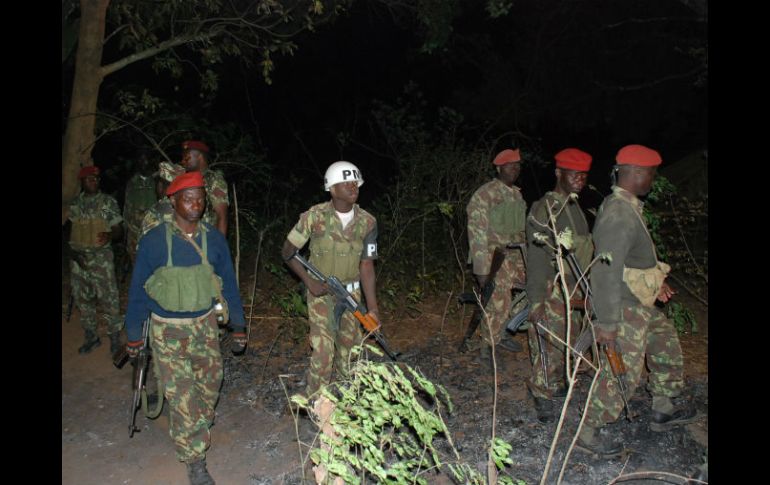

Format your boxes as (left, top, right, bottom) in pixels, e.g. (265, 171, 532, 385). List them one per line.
(144, 224, 221, 312)
(489, 198, 525, 239)
(70, 218, 108, 250)
(309, 208, 365, 282)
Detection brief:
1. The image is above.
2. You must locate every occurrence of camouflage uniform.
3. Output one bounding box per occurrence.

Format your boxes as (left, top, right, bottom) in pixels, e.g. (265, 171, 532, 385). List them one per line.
(525, 191, 593, 399)
(123, 173, 157, 260)
(125, 221, 246, 464)
(584, 186, 684, 428)
(466, 178, 527, 346)
(201, 168, 229, 229)
(68, 191, 124, 335)
(140, 198, 174, 237)
(286, 201, 378, 398)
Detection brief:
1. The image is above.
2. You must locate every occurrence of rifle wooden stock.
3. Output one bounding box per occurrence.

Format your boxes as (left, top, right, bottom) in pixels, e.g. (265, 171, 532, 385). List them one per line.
(353, 310, 380, 333)
(602, 342, 633, 421)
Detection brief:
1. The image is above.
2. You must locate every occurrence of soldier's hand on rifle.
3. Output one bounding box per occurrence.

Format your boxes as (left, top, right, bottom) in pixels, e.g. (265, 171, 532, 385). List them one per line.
(126, 340, 144, 358)
(594, 326, 618, 345)
(657, 282, 676, 303)
(306, 278, 328, 297)
(231, 331, 247, 355)
(368, 308, 380, 325)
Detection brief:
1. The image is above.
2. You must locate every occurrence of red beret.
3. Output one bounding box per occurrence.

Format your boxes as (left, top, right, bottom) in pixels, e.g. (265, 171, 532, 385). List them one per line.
(615, 144, 662, 167)
(554, 148, 592, 172)
(493, 149, 521, 166)
(166, 171, 205, 196)
(181, 140, 209, 153)
(78, 166, 100, 179)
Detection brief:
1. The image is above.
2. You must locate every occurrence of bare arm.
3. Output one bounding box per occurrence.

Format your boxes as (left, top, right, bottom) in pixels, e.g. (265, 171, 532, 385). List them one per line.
(360, 258, 379, 322)
(281, 239, 326, 296)
(214, 203, 228, 236)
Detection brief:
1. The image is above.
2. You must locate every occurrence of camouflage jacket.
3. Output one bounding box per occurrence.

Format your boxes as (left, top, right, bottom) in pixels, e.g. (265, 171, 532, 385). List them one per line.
(591, 186, 659, 331)
(287, 201, 378, 281)
(466, 178, 526, 275)
(140, 198, 174, 239)
(123, 173, 157, 234)
(68, 191, 123, 252)
(526, 191, 592, 304)
(201, 168, 229, 228)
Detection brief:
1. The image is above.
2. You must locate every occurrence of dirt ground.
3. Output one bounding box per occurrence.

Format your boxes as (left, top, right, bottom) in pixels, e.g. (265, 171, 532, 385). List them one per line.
(62, 255, 707, 485)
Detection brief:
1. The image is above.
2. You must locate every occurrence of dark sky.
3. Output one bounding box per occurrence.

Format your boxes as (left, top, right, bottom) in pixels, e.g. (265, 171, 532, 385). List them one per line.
(64, 0, 707, 202)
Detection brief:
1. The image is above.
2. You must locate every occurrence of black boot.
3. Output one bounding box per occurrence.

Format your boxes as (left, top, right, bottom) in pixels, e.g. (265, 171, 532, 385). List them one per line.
(78, 331, 101, 354)
(186, 457, 215, 485)
(650, 396, 699, 432)
(109, 332, 122, 355)
(575, 425, 624, 458)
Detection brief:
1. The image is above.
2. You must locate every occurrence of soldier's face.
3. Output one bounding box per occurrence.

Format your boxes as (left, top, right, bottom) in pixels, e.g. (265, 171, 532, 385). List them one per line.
(81, 175, 100, 194)
(171, 187, 206, 223)
(556, 169, 588, 195)
(497, 161, 521, 186)
(330, 181, 359, 204)
(182, 150, 202, 172)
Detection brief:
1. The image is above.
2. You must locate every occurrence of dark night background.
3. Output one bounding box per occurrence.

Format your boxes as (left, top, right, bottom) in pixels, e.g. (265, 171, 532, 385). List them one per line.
(61, 0, 707, 207)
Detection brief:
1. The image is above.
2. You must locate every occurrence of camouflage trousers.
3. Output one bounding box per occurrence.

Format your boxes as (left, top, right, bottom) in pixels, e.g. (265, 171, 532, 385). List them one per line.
(305, 289, 364, 399)
(70, 247, 123, 335)
(527, 284, 585, 399)
(584, 303, 685, 428)
(150, 310, 223, 463)
(481, 253, 526, 347)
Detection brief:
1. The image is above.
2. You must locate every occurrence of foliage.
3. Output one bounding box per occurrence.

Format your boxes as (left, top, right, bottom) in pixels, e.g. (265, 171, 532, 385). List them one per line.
(667, 301, 698, 335)
(642, 175, 677, 262)
(291, 344, 523, 484)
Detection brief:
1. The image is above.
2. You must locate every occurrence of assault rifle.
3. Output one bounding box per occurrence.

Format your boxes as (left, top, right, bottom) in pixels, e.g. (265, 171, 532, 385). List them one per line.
(290, 251, 400, 361)
(563, 249, 634, 421)
(118, 317, 163, 437)
(459, 243, 528, 352)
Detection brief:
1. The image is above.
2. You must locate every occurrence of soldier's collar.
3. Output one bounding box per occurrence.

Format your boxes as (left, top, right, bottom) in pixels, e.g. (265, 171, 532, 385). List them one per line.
(611, 185, 642, 210)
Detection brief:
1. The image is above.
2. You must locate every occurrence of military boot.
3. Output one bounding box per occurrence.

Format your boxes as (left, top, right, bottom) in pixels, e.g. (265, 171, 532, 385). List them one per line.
(186, 457, 215, 485)
(650, 396, 698, 432)
(109, 332, 122, 355)
(574, 425, 623, 458)
(78, 330, 101, 354)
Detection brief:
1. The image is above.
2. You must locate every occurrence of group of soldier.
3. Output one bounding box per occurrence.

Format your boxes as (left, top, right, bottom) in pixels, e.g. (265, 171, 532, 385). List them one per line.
(64, 140, 699, 484)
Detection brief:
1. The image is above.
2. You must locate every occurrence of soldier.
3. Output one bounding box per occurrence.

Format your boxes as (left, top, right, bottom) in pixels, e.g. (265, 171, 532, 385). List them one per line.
(525, 148, 594, 423)
(179, 140, 229, 236)
(67, 165, 125, 355)
(466, 149, 527, 367)
(124, 171, 246, 485)
(281, 161, 380, 400)
(139, 161, 186, 238)
(123, 153, 158, 263)
(576, 144, 697, 458)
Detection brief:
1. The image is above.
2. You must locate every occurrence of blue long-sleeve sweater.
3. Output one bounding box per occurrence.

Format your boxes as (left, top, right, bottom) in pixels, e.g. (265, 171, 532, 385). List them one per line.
(125, 222, 246, 342)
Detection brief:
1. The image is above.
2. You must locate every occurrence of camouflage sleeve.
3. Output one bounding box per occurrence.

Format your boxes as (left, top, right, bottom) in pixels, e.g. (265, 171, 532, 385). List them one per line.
(466, 191, 490, 275)
(360, 222, 378, 260)
(525, 199, 553, 304)
(140, 209, 160, 238)
(207, 170, 229, 207)
(104, 195, 123, 227)
(591, 200, 636, 333)
(286, 209, 314, 249)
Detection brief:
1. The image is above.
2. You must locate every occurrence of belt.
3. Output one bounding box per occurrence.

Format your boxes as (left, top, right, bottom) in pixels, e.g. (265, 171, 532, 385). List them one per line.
(151, 309, 213, 324)
(345, 281, 361, 292)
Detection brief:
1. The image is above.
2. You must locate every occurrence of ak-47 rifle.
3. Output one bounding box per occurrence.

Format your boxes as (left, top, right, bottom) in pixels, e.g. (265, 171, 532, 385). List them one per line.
(564, 249, 634, 421)
(458, 247, 506, 352)
(122, 317, 163, 436)
(290, 251, 400, 361)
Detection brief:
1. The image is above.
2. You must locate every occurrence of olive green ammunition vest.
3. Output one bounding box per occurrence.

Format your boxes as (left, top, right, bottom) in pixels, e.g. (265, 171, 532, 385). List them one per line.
(489, 198, 525, 241)
(144, 224, 222, 312)
(309, 208, 366, 282)
(70, 218, 109, 250)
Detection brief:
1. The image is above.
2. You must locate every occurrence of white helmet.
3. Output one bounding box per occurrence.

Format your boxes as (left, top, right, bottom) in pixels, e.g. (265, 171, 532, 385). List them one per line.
(324, 161, 364, 191)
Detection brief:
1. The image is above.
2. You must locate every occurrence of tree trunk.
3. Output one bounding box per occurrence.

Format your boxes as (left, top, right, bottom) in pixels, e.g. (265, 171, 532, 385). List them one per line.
(62, 0, 109, 224)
